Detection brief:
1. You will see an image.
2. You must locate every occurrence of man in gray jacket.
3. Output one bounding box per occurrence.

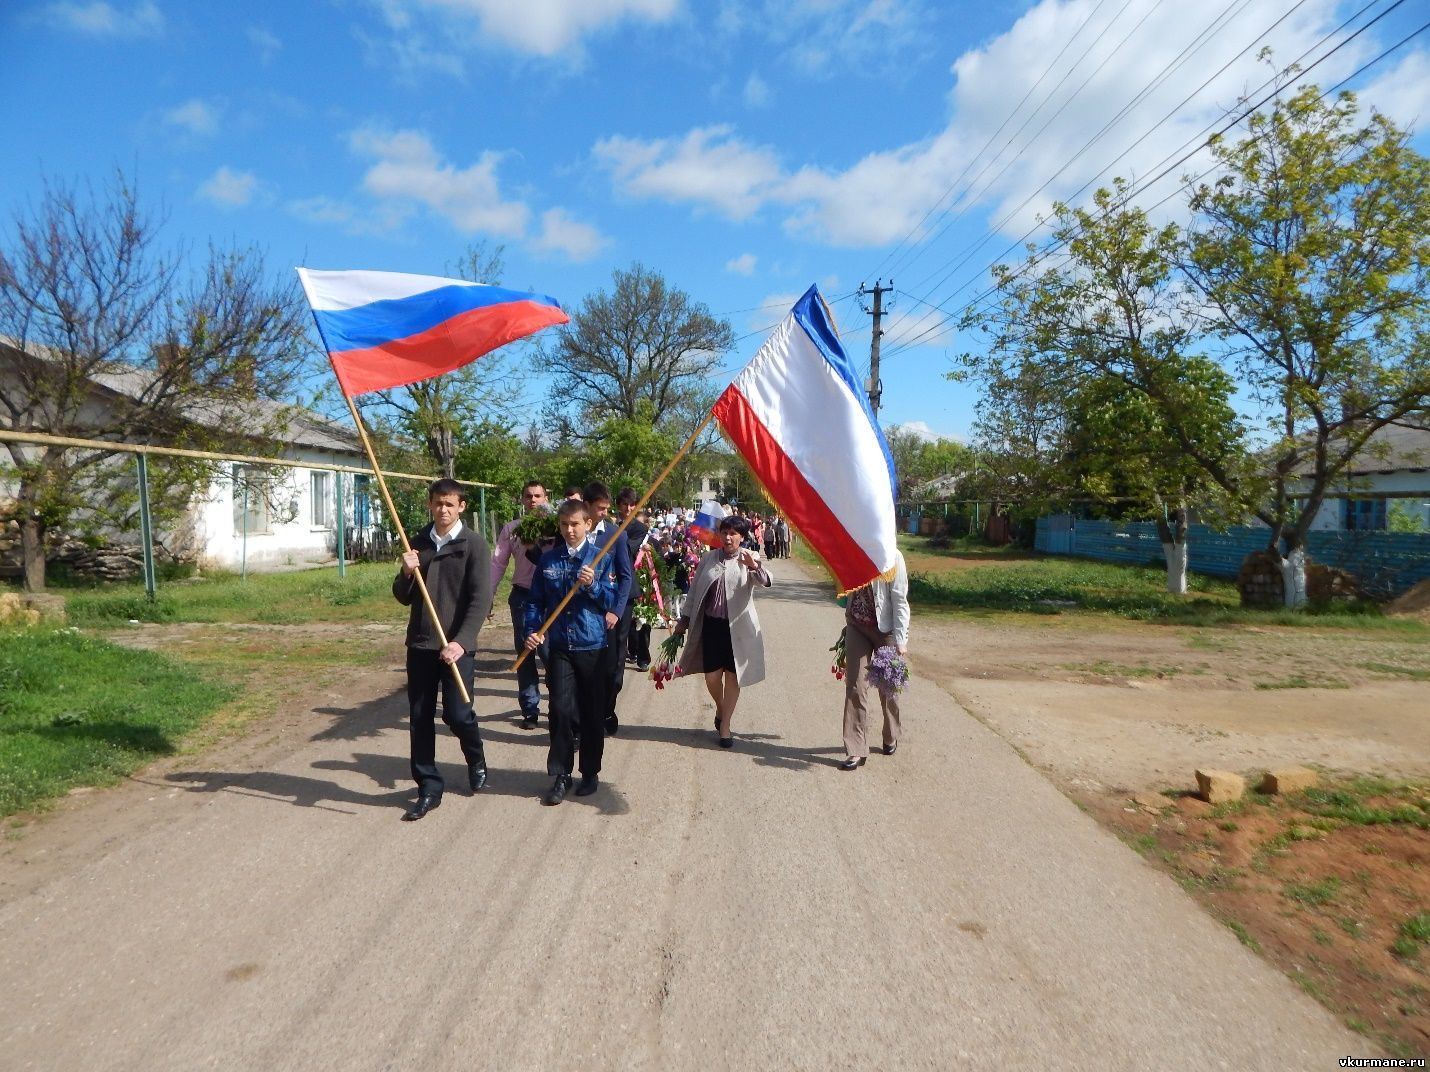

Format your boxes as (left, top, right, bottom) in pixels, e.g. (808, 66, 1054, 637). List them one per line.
(393, 478, 493, 820)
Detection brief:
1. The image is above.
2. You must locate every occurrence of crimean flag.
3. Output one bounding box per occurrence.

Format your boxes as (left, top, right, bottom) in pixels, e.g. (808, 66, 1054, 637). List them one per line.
(711, 285, 897, 594)
(688, 499, 727, 548)
(297, 268, 568, 397)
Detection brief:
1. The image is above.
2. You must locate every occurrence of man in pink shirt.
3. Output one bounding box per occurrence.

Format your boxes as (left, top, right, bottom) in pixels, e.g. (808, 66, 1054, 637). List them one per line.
(491, 479, 550, 727)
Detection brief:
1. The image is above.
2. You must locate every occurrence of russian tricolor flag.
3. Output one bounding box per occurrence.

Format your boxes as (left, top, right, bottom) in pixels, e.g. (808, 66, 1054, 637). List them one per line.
(297, 268, 568, 397)
(712, 286, 897, 594)
(688, 500, 727, 547)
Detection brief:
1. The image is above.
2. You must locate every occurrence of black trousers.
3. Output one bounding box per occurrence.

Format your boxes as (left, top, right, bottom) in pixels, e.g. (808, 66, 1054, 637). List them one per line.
(546, 647, 606, 777)
(406, 648, 485, 796)
(628, 621, 652, 666)
(601, 604, 635, 720)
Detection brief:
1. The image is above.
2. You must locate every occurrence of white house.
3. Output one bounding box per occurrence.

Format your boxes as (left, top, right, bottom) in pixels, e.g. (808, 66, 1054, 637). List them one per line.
(1292, 424, 1430, 532)
(1, 340, 386, 575)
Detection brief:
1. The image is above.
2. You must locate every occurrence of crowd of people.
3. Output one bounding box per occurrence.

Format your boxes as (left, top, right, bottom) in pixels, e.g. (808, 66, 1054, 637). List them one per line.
(394, 476, 907, 819)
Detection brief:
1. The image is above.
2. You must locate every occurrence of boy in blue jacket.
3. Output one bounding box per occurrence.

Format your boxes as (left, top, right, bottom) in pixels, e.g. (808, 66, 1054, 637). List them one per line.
(524, 498, 618, 805)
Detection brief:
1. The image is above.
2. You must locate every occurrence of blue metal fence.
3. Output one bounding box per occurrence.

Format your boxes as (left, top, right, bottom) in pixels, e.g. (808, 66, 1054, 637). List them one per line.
(1034, 516, 1430, 597)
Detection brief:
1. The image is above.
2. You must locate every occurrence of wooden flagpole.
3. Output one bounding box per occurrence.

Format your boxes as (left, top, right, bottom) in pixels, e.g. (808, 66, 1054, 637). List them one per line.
(340, 393, 472, 705)
(511, 410, 716, 673)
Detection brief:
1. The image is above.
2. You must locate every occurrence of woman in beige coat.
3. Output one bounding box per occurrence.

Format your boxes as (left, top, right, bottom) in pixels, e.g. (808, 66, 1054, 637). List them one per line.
(674, 516, 772, 748)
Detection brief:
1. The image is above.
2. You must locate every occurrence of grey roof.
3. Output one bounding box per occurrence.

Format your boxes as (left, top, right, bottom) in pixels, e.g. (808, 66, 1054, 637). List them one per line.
(2, 339, 362, 457)
(1297, 423, 1430, 476)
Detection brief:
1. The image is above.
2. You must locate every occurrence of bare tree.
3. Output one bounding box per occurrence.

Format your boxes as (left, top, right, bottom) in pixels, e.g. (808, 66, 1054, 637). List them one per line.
(0, 174, 314, 589)
(542, 263, 733, 440)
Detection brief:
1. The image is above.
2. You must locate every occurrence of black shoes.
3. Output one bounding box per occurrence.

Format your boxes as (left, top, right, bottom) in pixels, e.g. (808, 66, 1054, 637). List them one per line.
(719, 736, 734, 749)
(883, 742, 898, 756)
(838, 756, 866, 771)
(520, 712, 538, 728)
(605, 714, 620, 737)
(402, 793, 442, 820)
(574, 774, 599, 797)
(635, 662, 650, 673)
(468, 764, 488, 793)
(543, 775, 571, 806)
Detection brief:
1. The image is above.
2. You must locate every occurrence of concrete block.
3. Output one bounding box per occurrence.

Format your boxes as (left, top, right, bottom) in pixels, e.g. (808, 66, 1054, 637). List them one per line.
(1260, 766, 1318, 795)
(1195, 769, 1245, 805)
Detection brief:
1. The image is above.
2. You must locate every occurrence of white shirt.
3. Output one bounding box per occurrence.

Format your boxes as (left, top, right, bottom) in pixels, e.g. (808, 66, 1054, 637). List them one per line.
(431, 519, 463, 552)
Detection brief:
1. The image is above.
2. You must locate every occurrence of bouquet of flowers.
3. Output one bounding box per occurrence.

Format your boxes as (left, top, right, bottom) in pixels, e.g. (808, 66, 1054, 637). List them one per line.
(829, 627, 847, 681)
(679, 528, 704, 576)
(514, 503, 557, 545)
(631, 544, 671, 629)
(650, 632, 685, 690)
(868, 645, 909, 697)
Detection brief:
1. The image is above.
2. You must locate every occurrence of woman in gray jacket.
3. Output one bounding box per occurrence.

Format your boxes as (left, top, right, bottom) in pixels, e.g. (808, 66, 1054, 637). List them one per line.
(840, 549, 910, 770)
(674, 516, 772, 748)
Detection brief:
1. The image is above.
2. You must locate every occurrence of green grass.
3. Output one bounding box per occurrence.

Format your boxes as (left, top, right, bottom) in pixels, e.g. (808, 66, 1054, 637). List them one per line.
(1224, 918, 1261, 952)
(894, 534, 1430, 632)
(1286, 877, 1343, 907)
(1393, 913, 1430, 960)
(0, 627, 234, 816)
(1255, 674, 1350, 690)
(58, 561, 424, 626)
(1358, 661, 1430, 681)
(1297, 783, 1430, 830)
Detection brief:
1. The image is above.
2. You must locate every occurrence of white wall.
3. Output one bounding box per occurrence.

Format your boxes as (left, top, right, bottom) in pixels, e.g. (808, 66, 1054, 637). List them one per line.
(1302, 470, 1430, 530)
(193, 451, 368, 571)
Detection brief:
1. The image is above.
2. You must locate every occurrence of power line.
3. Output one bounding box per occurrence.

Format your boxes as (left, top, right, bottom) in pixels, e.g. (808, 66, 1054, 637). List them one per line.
(883, 0, 1414, 358)
(870, 0, 1121, 282)
(912, 4, 1425, 356)
(882, 0, 1337, 350)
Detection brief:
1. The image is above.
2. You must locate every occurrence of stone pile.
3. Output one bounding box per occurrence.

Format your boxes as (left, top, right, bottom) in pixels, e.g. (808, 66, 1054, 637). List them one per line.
(1235, 549, 1285, 608)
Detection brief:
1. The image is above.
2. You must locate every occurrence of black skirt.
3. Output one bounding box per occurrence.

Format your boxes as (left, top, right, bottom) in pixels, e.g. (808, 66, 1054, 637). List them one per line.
(700, 614, 737, 674)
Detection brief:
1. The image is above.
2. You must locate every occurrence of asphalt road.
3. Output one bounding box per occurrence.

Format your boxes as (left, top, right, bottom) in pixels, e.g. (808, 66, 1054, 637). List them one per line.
(0, 560, 1363, 1070)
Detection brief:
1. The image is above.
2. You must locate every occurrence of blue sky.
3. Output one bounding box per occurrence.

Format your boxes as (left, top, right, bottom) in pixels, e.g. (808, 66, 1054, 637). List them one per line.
(3, 0, 1427, 443)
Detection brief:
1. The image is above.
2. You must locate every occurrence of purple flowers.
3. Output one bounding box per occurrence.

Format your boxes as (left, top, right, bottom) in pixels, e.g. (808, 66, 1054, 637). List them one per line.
(868, 645, 909, 697)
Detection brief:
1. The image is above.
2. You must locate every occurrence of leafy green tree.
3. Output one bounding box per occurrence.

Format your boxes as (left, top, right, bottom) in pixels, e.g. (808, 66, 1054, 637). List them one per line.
(959, 179, 1248, 591)
(1182, 82, 1430, 603)
(557, 404, 679, 497)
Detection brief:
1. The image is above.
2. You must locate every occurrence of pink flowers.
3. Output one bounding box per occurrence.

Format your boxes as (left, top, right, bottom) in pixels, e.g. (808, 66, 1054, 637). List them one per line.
(829, 627, 847, 682)
(650, 633, 686, 691)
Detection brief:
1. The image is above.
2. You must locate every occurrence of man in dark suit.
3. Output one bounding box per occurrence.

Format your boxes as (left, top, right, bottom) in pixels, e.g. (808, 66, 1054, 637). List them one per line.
(393, 478, 493, 821)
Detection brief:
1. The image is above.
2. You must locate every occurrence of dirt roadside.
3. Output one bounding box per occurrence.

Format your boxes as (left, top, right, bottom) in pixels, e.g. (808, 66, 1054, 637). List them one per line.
(912, 610, 1429, 1057)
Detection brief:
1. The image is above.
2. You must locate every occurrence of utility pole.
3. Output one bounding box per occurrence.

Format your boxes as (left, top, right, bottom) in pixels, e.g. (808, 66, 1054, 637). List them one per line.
(858, 279, 893, 415)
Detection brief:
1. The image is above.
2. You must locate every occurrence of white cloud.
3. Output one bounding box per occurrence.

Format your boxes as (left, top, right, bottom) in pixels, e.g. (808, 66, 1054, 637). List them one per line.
(749, 292, 801, 333)
(595, 126, 785, 220)
(743, 73, 771, 108)
(531, 208, 608, 261)
(334, 127, 604, 259)
(368, 0, 678, 60)
(352, 127, 531, 237)
(892, 420, 961, 443)
(42, 0, 163, 36)
(593, 0, 1415, 249)
(725, 253, 757, 275)
(198, 166, 258, 208)
(1359, 49, 1430, 132)
(163, 99, 218, 136)
(247, 25, 281, 64)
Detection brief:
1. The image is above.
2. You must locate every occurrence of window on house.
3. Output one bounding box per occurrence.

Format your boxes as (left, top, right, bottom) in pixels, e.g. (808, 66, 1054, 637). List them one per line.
(1343, 498, 1387, 531)
(232, 465, 271, 535)
(311, 471, 333, 528)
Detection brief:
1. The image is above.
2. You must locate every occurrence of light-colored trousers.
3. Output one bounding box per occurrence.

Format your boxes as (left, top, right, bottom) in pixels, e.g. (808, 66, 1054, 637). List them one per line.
(842, 614, 902, 758)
